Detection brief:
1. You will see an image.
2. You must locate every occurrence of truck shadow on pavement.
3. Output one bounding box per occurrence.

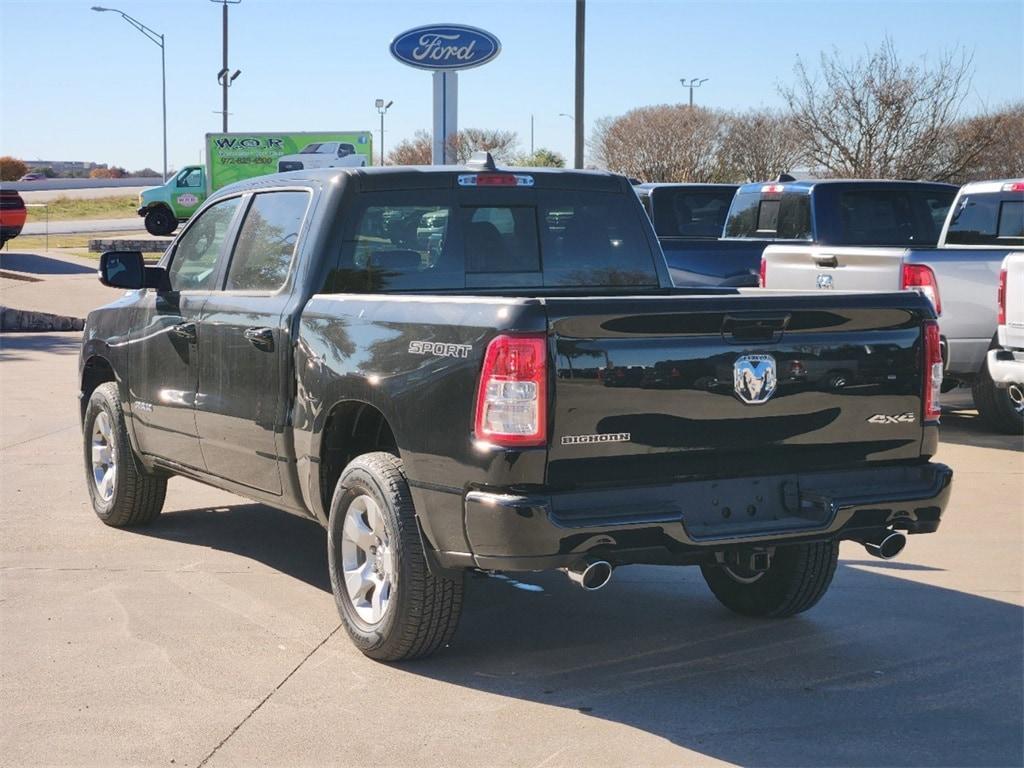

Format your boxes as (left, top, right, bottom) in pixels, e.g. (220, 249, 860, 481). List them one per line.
(142, 501, 1023, 767)
(0, 252, 95, 275)
(0, 331, 83, 361)
(938, 410, 1023, 451)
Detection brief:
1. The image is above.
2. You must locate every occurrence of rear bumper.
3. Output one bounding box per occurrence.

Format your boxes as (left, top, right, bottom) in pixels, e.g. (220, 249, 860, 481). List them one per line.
(987, 348, 1024, 386)
(461, 463, 952, 571)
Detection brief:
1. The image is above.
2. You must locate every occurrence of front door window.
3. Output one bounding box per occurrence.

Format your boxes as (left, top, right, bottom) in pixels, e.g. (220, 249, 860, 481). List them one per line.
(167, 197, 241, 291)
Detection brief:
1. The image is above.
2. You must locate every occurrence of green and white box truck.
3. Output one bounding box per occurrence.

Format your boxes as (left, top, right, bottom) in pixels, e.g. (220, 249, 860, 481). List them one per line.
(137, 131, 372, 235)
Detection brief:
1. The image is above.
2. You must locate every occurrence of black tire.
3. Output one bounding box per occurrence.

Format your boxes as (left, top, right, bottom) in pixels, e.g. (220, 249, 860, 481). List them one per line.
(144, 206, 176, 236)
(972, 361, 1024, 434)
(328, 452, 463, 661)
(700, 540, 839, 618)
(83, 382, 166, 527)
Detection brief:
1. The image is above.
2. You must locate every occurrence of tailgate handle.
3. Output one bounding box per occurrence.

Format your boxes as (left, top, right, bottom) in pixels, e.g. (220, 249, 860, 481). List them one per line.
(814, 255, 838, 268)
(722, 313, 791, 343)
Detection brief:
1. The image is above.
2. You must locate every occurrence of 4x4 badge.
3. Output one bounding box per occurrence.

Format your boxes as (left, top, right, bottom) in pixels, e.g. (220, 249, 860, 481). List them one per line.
(867, 412, 916, 424)
(734, 354, 777, 404)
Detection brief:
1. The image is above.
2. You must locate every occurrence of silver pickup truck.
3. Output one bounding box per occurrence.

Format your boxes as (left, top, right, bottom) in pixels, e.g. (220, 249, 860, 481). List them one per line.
(762, 178, 1024, 433)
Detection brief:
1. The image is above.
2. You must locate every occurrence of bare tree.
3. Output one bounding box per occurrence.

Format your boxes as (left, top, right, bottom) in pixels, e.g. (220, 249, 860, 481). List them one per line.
(782, 39, 979, 180)
(589, 104, 727, 182)
(948, 102, 1024, 183)
(387, 130, 432, 165)
(447, 128, 519, 163)
(720, 109, 805, 182)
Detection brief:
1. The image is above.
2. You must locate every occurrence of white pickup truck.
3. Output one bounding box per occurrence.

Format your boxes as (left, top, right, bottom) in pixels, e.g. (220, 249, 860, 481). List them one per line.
(762, 179, 1024, 433)
(986, 252, 1024, 418)
(277, 141, 368, 172)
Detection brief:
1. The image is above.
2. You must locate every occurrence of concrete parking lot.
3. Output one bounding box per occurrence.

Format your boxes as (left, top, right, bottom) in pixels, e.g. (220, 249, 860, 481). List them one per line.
(1, 332, 1021, 767)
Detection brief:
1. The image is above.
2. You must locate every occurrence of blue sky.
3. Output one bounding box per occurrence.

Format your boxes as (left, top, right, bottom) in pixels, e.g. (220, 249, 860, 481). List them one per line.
(1, 0, 1021, 172)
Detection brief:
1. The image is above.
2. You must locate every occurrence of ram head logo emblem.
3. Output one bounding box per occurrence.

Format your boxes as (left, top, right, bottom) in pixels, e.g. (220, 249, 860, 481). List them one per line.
(733, 354, 777, 404)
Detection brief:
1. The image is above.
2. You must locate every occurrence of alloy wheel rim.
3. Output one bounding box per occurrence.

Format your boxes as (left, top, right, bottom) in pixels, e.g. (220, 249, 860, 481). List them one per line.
(91, 411, 117, 501)
(339, 494, 394, 625)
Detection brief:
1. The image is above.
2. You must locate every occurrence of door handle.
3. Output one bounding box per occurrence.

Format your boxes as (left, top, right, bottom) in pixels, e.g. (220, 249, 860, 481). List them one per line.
(243, 326, 275, 349)
(814, 255, 838, 268)
(170, 321, 197, 342)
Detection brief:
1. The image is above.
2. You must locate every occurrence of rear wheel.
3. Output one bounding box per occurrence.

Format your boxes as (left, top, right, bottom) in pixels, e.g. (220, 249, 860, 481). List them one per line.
(143, 206, 176, 236)
(972, 361, 1024, 435)
(327, 452, 463, 661)
(83, 382, 166, 527)
(700, 540, 839, 618)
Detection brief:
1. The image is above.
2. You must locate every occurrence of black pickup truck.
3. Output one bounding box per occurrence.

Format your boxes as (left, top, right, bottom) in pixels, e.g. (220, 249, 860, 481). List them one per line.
(80, 157, 953, 661)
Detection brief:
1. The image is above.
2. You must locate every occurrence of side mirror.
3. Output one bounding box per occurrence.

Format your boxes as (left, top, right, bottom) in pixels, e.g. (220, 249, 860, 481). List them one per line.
(98, 251, 169, 290)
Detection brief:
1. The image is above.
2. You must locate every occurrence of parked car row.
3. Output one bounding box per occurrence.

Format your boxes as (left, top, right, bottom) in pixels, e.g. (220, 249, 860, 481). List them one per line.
(637, 176, 1023, 433)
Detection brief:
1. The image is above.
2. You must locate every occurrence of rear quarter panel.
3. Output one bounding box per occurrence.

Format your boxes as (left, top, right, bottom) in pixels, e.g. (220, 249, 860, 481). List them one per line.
(293, 294, 550, 541)
(999, 252, 1024, 350)
(905, 248, 1005, 375)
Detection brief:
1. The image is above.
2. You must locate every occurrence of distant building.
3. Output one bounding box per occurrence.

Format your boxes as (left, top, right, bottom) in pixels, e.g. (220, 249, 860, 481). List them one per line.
(23, 160, 108, 176)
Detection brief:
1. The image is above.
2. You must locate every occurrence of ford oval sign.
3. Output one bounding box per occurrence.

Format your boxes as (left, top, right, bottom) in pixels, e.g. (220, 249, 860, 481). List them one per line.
(390, 24, 501, 71)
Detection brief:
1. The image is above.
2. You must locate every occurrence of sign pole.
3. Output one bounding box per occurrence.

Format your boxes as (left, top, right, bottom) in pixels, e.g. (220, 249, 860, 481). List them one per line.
(432, 71, 458, 165)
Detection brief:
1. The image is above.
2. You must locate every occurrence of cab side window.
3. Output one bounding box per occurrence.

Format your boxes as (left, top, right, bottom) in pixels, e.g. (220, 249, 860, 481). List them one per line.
(225, 191, 310, 292)
(177, 168, 203, 188)
(167, 197, 241, 291)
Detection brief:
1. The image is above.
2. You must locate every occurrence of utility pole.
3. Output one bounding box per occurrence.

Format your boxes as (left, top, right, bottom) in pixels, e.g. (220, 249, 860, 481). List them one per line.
(573, 0, 585, 169)
(680, 77, 708, 107)
(375, 99, 393, 165)
(211, 0, 241, 132)
(530, 113, 534, 155)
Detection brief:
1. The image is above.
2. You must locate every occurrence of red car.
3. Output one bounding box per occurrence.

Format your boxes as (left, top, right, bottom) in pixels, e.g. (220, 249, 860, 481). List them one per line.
(1, 189, 27, 247)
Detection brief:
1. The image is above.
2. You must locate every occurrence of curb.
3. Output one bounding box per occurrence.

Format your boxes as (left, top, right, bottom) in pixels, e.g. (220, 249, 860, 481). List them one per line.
(0, 306, 85, 332)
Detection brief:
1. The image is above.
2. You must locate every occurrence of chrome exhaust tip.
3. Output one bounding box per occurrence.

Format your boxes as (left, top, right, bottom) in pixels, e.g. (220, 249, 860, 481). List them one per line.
(864, 531, 907, 560)
(563, 559, 614, 591)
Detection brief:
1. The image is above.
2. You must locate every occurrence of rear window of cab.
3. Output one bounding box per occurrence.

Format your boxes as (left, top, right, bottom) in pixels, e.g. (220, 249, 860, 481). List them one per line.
(326, 187, 660, 292)
(945, 192, 1024, 247)
(724, 190, 812, 240)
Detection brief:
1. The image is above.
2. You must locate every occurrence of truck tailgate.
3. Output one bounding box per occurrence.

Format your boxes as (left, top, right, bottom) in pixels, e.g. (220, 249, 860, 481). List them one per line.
(545, 293, 929, 489)
(761, 245, 907, 292)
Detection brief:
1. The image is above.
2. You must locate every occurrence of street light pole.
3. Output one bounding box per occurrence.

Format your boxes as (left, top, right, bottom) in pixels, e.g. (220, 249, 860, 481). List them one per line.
(375, 99, 393, 165)
(91, 6, 168, 181)
(573, 0, 585, 169)
(680, 77, 709, 107)
(211, 0, 241, 132)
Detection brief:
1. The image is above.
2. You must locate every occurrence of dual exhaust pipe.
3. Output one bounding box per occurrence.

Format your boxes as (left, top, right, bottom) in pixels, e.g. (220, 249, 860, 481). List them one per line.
(863, 531, 907, 560)
(561, 531, 905, 589)
(562, 559, 614, 591)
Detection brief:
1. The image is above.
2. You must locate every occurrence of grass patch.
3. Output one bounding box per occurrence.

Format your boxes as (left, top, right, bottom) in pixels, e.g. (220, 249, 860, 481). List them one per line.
(3, 231, 130, 252)
(25, 195, 139, 222)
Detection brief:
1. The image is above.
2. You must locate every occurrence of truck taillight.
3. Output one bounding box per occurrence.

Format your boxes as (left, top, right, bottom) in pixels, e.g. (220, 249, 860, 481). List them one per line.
(997, 268, 1007, 325)
(923, 320, 942, 422)
(901, 263, 942, 316)
(474, 334, 547, 447)
(759, 256, 767, 287)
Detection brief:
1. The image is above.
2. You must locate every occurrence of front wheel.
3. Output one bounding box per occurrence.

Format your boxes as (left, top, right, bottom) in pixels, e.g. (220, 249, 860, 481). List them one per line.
(327, 452, 463, 661)
(700, 540, 839, 618)
(83, 382, 166, 527)
(143, 206, 176, 236)
(972, 361, 1024, 434)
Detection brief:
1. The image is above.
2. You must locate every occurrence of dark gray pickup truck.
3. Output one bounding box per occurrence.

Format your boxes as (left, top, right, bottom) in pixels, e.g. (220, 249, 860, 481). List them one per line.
(80, 157, 952, 661)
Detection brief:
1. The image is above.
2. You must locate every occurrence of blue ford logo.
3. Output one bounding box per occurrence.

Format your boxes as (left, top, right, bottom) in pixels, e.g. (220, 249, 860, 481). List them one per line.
(390, 24, 501, 71)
